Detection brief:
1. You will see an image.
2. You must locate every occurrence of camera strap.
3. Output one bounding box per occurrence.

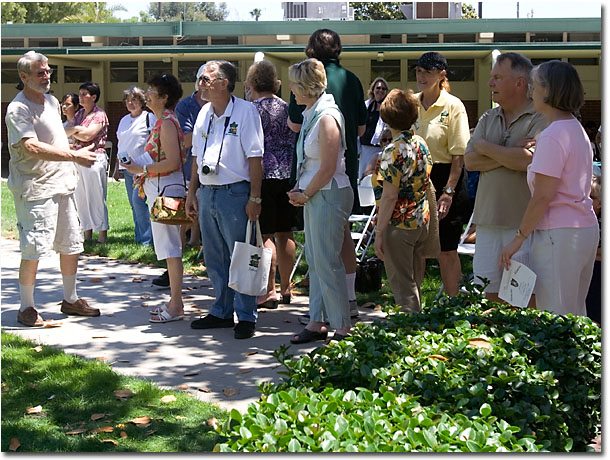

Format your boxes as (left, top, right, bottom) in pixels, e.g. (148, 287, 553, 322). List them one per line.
(202, 95, 234, 171)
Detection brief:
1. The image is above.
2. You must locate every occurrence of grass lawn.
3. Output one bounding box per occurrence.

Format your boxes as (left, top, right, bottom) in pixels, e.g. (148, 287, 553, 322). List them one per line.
(0, 331, 226, 452)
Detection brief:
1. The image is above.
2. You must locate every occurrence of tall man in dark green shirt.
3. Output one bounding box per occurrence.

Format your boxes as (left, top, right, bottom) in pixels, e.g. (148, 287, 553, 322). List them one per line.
(288, 28, 367, 320)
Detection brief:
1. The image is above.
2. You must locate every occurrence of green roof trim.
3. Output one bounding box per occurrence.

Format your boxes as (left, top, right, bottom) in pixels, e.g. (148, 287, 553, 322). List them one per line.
(1, 42, 600, 57)
(1, 17, 601, 38)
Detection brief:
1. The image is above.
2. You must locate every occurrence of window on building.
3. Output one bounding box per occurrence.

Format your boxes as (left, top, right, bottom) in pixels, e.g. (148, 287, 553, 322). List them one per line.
(29, 38, 59, 47)
(370, 34, 401, 44)
(142, 37, 173, 46)
(178, 61, 203, 83)
(530, 32, 563, 42)
(1, 38, 24, 48)
(371, 59, 401, 83)
(568, 32, 601, 42)
(62, 37, 91, 47)
(65, 66, 92, 83)
(494, 33, 526, 42)
(108, 36, 139, 46)
(443, 33, 476, 43)
(530, 58, 561, 66)
(407, 59, 473, 81)
(446, 59, 475, 81)
(144, 61, 172, 81)
(407, 34, 439, 43)
(1, 68, 21, 84)
(177, 36, 208, 46)
(110, 61, 138, 82)
(568, 57, 599, 66)
(211, 36, 239, 45)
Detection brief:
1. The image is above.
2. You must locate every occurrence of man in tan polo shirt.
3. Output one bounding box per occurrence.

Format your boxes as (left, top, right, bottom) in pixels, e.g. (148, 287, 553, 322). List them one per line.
(464, 52, 547, 304)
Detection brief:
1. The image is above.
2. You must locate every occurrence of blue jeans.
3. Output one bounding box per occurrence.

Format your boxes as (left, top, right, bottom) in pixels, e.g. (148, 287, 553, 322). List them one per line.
(198, 181, 257, 323)
(124, 170, 153, 245)
(303, 180, 353, 330)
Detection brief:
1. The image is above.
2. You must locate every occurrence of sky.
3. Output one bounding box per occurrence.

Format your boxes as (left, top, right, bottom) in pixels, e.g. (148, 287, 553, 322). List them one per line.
(110, 1, 602, 21)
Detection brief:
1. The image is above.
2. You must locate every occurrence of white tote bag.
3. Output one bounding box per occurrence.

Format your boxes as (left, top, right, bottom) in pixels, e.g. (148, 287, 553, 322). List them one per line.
(228, 220, 272, 297)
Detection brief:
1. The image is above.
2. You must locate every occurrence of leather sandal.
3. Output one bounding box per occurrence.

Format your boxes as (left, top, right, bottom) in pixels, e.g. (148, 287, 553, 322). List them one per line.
(327, 332, 349, 343)
(290, 328, 328, 344)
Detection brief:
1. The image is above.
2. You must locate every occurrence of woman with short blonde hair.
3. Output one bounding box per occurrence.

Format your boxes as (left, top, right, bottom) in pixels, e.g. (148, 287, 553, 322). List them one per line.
(287, 58, 353, 344)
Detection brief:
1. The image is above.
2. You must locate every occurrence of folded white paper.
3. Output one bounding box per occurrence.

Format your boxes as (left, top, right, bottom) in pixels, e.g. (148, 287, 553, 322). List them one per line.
(498, 260, 537, 308)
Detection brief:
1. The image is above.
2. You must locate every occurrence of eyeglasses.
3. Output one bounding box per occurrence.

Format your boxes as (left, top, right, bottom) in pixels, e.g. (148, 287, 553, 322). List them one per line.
(198, 75, 219, 86)
(35, 68, 53, 78)
(380, 137, 392, 143)
(145, 88, 159, 94)
(375, 86, 388, 91)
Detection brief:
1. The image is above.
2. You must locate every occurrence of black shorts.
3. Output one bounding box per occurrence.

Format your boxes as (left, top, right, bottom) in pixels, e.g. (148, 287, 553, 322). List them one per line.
(259, 179, 297, 235)
(431, 163, 470, 252)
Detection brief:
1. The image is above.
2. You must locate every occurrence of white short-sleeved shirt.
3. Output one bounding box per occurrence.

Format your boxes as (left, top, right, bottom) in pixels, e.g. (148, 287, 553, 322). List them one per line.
(298, 113, 350, 191)
(5, 91, 78, 201)
(192, 96, 264, 186)
(116, 111, 156, 169)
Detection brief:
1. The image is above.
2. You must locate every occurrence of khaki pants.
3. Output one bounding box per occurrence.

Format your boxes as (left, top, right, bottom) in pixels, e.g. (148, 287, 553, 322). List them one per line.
(383, 223, 429, 313)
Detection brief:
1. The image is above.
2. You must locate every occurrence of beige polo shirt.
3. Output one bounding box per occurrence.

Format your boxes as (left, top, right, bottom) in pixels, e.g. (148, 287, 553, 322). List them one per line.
(414, 89, 470, 164)
(466, 103, 548, 228)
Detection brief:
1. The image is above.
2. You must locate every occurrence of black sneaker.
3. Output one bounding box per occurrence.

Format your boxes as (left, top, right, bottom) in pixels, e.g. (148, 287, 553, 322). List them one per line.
(234, 321, 256, 339)
(190, 314, 235, 329)
(152, 270, 170, 287)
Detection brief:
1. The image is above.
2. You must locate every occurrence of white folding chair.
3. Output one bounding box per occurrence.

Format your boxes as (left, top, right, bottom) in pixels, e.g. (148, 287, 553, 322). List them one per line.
(350, 174, 377, 262)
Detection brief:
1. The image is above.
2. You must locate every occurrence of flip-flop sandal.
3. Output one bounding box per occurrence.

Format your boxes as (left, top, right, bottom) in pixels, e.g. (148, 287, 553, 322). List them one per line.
(150, 305, 168, 315)
(149, 310, 184, 323)
(290, 328, 328, 344)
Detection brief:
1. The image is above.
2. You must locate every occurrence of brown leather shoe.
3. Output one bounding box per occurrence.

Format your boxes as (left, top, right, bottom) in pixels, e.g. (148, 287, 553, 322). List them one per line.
(17, 306, 44, 327)
(61, 298, 100, 317)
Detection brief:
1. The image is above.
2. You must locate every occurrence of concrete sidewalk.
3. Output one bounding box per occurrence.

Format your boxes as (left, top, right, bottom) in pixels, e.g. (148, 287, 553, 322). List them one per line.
(1, 237, 385, 414)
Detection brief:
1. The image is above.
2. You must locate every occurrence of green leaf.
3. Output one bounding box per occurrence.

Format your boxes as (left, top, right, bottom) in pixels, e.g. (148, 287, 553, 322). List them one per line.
(288, 438, 302, 452)
(334, 415, 349, 436)
(466, 440, 481, 452)
(239, 426, 252, 440)
(422, 428, 437, 447)
(479, 403, 492, 417)
(230, 408, 242, 422)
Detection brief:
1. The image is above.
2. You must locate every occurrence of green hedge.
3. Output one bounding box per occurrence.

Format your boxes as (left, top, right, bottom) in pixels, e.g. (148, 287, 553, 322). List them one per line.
(216, 283, 601, 452)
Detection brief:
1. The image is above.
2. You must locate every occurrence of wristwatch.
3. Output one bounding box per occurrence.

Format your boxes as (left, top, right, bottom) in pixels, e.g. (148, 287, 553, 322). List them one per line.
(249, 196, 262, 204)
(443, 186, 455, 196)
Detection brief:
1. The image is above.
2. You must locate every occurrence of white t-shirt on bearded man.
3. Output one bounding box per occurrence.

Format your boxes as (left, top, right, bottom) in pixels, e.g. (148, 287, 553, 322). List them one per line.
(5, 91, 78, 201)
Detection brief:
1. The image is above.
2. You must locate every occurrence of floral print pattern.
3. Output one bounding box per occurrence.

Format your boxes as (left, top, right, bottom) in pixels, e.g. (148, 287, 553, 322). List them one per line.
(135, 109, 185, 199)
(72, 106, 108, 154)
(373, 130, 431, 230)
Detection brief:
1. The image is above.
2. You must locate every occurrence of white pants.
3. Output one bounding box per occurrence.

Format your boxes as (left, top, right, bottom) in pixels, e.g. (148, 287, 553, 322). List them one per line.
(74, 152, 109, 232)
(144, 172, 185, 261)
(530, 226, 599, 317)
(473, 225, 532, 293)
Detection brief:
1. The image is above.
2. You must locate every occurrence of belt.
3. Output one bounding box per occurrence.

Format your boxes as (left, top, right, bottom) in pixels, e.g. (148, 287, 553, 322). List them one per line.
(200, 180, 247, 190)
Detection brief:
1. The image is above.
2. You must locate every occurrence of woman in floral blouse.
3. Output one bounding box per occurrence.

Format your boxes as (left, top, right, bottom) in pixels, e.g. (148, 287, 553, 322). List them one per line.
(373, 89, 432, 312)
(123, 73, 186, 323)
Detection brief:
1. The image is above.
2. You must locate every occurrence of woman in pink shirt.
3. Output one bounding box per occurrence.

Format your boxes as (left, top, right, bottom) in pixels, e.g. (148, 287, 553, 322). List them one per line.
(500, 61, 599, 316)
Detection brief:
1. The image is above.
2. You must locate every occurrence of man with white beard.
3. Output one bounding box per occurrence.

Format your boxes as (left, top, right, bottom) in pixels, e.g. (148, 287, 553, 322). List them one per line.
(5, 51, 100, 326)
